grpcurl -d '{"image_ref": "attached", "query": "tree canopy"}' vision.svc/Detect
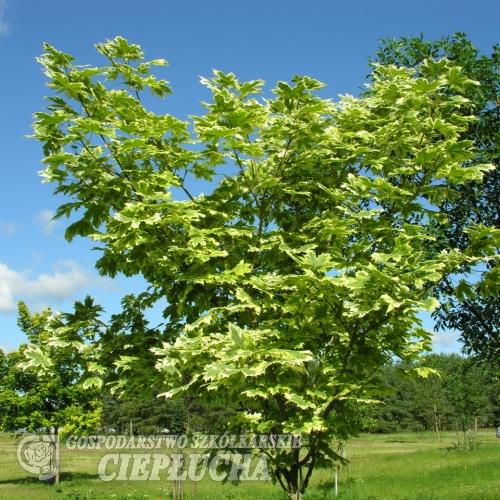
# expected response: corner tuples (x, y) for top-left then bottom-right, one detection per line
(0, 302), (102, 483)
(27, 37), (500, 499)
(371, 32), (500, 367)
(367, 353), (498, 435)
(0, 302), (101, 437)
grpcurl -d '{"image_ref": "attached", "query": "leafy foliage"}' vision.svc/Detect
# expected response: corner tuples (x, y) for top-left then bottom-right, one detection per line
(26, 37), (499, 499)
(371, 32), (500, 368)
(368, 354), (497, 434)
(102, 394), (188, 435)
(0, 302), (101, 439)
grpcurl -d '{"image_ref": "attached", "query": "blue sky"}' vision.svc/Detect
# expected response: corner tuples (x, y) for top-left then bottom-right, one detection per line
(1, 0), (499, 352)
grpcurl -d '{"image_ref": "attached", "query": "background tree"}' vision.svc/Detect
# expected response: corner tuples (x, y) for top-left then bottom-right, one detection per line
(48, 293), (178, 396)
(368, 354), (494, 434)
(367, 361), (418, 434)
(371, 33), (500, 367)
(0, 302), (102, 483)
(410, 355), (454, 442)
(27, 38), (499, 499)
(185, 397), (237, 434)
(440, 354), (493, 432)
(102, 394), (187, 435)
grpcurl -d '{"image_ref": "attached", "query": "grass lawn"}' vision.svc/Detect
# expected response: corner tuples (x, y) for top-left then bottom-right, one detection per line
(0, 430), (499, 499)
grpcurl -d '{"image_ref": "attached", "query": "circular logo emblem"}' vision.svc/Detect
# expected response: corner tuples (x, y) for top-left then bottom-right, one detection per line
(17, 435), (59, 480)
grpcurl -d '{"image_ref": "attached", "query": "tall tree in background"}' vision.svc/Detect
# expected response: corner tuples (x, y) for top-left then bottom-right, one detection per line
(368, 354), (494, 434)
(27, 38), (499, 499)
(0, 302), (102, 483)
(371, 33), (500, 367)
(102, 394), (188, 435)
(0, 302), (101, 437)
(442, 354), (493, 431)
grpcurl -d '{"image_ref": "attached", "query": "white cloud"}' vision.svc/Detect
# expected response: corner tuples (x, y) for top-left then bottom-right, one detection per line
(0, 221), (21, 235)
(35, 209), (60, 237)
(0, 260), (109, 313)
(0, 343), (13, 354)
(0, 0), (10, 36)
(432, 331), (461, 351)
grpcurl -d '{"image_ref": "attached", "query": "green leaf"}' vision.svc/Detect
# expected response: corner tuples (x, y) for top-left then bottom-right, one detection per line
(81, 377), (103, 389)
(413, 366), (440, 378)
(18, 345), (52, 371)
(228, 324), (245, 349)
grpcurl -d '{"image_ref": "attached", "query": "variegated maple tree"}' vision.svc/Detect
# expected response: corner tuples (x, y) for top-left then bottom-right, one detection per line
(28, 38), (499, 498)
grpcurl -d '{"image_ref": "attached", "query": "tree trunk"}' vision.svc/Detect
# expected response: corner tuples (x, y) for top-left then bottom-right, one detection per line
(286, 491), (303, 500)
(54, 427), (60, 485)
(474, 417), (478, 450)
(433, 403), (441, 443)
(40, 427), (59, 485)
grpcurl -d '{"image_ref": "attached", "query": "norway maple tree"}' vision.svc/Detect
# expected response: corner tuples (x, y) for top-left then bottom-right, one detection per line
(28, 38), (499, 498)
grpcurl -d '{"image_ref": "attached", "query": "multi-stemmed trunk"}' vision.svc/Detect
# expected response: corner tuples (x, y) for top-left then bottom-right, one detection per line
(274, 450), (318, 500)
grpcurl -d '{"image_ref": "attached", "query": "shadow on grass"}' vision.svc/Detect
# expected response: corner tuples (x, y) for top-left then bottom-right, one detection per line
(0, 472), (99, 485)
(385, 440), (418, 443)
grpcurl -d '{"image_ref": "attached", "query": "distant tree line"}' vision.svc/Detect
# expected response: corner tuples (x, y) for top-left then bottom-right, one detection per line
(365, 353), (500, 435)
(101, 394), (236, 436)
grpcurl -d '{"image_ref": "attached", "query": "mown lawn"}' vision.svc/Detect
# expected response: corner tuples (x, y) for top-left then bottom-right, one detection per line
(0, 431), (499, 499)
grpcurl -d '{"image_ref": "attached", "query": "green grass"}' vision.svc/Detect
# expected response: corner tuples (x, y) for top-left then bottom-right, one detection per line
(1, 431), (499, 499)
